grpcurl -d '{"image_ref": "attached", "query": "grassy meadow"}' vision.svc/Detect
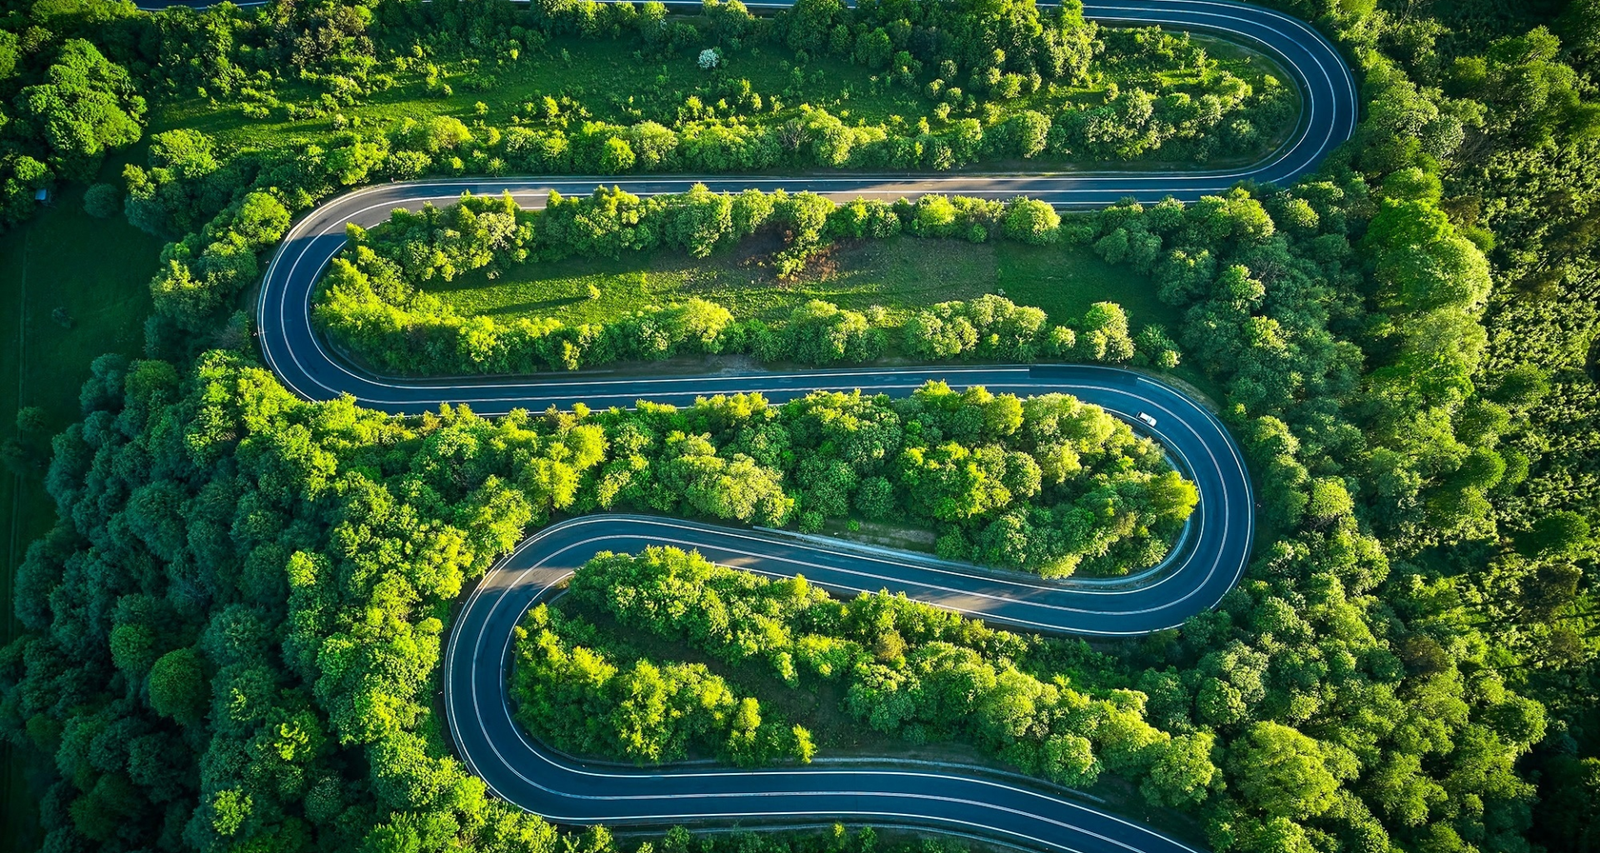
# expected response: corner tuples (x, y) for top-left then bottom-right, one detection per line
(426, 235), (1185, 331)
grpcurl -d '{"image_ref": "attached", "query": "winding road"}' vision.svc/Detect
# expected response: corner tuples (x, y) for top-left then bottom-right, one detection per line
(208, 0), (1358, 850)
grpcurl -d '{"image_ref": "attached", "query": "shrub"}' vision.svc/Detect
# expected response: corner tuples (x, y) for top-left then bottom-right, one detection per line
(84, 182), (121, 218)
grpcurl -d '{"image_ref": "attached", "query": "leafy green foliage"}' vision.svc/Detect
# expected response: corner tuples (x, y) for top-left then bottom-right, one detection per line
(17, 39), (145, 180)
(147, 648), (208, 726)
(0, 353), (1190, 853)
(316, 189), (1176, 376)
(0, 353), (572, 853)
(557, 546), (1194, 789)
(510, 603), (812, 765)
(2, 2), (1598, 853)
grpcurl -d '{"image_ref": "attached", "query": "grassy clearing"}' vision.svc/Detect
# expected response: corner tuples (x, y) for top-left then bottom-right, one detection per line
(422, 233), (1222, 397)
(155, 37), (919, 151)
(151, 26), (1293, 173)
(422, 231), (1224, 399)
(429, 234), (1186, 330)
(0, 180), (164, 853)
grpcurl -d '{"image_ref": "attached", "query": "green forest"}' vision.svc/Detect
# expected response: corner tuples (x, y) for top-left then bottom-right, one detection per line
(517, 546), (1209, 785)
(0, 1), (1598, 853)
(314, 189), (1186, 374)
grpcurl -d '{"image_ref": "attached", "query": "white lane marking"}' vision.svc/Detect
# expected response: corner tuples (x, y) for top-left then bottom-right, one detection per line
(251, 0), (1354, 412)
(236, 0), (1291, 845)
(448, 536), (1205, 853)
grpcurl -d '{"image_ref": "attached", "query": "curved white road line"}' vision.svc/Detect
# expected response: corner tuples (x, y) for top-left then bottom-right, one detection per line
(136, 1), (1353, 850)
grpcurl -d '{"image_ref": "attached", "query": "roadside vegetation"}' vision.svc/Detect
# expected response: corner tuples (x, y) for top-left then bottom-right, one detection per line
(314, 188), (1185, 376)
(146, 3), (1296, 172)
(0, 2), (1598, 853)
(423, 223), (1171, 331)
(515, 546), (1213, 794)
(0, 0), (1299, 235)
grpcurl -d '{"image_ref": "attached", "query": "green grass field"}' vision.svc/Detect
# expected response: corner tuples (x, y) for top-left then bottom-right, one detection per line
(0, 181), (164, 853)
(429, 235), (1186, 331)
(153, 28), (1293, 173)
(156, 37), (924, 151)
(422, 232), (1223, 399)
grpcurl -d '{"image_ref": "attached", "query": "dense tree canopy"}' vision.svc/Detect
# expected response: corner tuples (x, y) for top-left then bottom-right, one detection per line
(511, 602), (813, 766)
(549, 546), (1189, 788)
(0, 352), (1194, 853)
(2, 1), (1600, 853)
(17, 39), (144, 180)
(313, 189), (1179, 377)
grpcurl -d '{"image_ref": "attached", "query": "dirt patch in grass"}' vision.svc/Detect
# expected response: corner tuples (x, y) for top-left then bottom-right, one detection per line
(817, 519), (939, 556)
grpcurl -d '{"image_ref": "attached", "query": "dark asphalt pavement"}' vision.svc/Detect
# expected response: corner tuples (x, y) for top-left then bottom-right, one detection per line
(134, 0), (1356, 848)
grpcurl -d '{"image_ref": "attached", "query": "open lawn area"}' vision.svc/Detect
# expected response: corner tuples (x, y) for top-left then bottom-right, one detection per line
(0, 183), (164, 853)
(427, 235), (1187, 333)
(417, 232), (1225, 395)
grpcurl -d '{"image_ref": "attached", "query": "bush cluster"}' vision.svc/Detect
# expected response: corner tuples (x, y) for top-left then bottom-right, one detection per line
(521, 545), (1221, 797)
(511, 602), (815, 766)
(315, 187), (1180, 375)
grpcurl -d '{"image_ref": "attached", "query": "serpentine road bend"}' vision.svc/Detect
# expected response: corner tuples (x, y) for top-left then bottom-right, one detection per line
(137, 0), (1357, 849)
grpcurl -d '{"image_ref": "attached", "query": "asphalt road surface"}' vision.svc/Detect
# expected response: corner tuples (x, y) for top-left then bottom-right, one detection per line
(439, 359), (1254, 853)
(135, 0), (1357, 849)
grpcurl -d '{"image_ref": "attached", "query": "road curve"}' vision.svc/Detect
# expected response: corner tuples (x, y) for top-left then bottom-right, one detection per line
(251, 0), (1356, 412)
(215, 1), (1349, 850)
(440, 361), (1253, 853)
